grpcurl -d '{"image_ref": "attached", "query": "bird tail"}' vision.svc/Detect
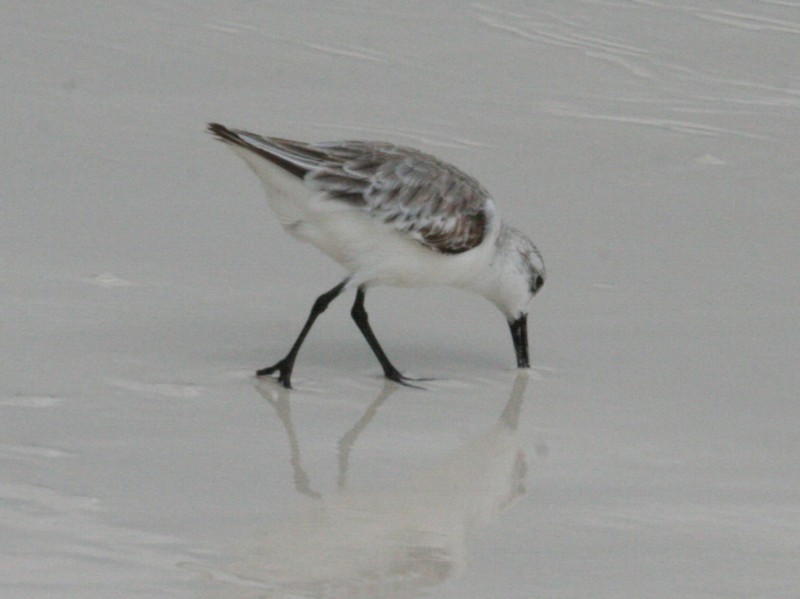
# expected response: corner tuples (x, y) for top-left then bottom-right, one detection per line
(207, 123), (311, 179)
(207, 122), (311, 227)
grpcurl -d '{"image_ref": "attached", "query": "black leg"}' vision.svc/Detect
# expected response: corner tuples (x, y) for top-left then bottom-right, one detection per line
(350, 286), (419, 387)
(257, 279), (348, 388)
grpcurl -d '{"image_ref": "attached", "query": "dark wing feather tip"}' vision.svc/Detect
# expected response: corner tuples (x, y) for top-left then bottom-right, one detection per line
(207, 123), (309, 179)
(207, 122), (238, 143)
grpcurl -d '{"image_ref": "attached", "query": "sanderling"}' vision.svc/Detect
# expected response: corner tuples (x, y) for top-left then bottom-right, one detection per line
(208, 123), (545, 388)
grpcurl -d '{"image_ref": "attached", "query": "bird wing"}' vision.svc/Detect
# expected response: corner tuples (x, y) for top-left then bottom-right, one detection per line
(208, 124), (493, 254)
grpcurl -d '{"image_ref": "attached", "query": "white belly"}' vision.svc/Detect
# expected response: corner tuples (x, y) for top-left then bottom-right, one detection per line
(296, 205), (497, 289)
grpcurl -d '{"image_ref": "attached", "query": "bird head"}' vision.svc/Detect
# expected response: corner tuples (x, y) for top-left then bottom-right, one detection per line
(486, 225), (545, 369)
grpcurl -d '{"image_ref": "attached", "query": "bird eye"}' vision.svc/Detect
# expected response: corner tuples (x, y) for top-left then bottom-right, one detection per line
(531, 274), (544, 294)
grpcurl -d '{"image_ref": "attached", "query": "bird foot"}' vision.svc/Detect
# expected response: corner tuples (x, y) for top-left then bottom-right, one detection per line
(256, 357), (294, 389)
(384, 369), (430, 389)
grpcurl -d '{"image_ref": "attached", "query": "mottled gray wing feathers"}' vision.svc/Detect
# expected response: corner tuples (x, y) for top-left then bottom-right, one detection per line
(332, 150), (491, 254)
(208, 123), (492, 254)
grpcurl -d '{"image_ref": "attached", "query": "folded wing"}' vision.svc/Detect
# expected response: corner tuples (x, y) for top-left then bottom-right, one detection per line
(208, 124), (493, 254)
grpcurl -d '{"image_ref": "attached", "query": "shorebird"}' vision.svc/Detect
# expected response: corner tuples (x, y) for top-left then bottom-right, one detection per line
(208, 123), (545, 388)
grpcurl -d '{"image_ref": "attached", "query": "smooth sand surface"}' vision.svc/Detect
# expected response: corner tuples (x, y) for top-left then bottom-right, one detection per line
(2, 2), (799, 597)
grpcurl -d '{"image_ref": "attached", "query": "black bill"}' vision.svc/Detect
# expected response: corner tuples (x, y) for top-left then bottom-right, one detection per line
(509, 314), (530, 369)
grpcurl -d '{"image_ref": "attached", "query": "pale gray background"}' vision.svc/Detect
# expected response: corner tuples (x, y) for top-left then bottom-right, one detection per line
(2, 1), (799, 597)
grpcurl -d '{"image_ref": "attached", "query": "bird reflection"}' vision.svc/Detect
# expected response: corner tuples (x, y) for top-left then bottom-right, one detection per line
(205, 373), (531, 598)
